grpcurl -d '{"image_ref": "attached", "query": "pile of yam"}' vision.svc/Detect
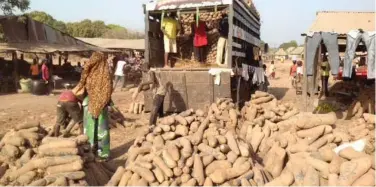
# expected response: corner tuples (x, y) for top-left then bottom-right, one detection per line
(127, 102), (145, 115)
(0, 122), (110, 186)
(177, 11), (224, 65)
(105, 91), (375, 186)
(346, 87), (375, 118)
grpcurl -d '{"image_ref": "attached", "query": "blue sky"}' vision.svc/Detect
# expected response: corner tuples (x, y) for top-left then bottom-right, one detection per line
(28, 0), (375, 46)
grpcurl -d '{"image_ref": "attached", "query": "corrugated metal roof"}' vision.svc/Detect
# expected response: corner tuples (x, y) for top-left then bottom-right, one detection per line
(308, 11), (376, 34)
(0, 16), (113, 53)
(77, 38), (145, 50)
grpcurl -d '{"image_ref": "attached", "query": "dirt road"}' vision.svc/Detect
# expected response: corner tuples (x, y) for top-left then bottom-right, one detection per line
(0, 60), (298, 166)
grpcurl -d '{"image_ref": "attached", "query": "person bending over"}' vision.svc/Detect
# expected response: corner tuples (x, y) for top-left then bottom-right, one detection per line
(53, 89), (83, 137)
(132, 63), (166, 126)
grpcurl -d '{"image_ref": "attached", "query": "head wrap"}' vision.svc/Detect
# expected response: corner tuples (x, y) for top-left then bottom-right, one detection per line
(74, 52), (112, 118)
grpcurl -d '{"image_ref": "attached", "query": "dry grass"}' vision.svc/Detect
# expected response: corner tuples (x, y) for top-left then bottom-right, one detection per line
(173, 57), (220, 68)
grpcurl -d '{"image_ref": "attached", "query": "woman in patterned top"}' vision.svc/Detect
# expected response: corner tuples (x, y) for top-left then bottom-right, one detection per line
(73, 51), (113, 160)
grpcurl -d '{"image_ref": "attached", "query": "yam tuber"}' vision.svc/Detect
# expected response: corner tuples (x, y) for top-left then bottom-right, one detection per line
(39, 148), (78, 157)
(128, 164), (156, 183)
(118, 170), (132, 186)
(198, 143), (226, 160)
(306, 156), (330, 179)
(338, 147), (368, 160)
(208, 161), (251, 184)
(15, 121), (39, 130)
(352, 169), (375, 186)
(38, 140), (76, 152)
(153, 155), (173, 177)
(264, 145), (286, 178)
(328, 173), (338, 186)
(303, 166), (320, 186)
(264, 170), (294, 186)
(363, 113), (375, 124)
(106, 166), (125, 186)
(225, 131), (240, 155)
(162, 149), (177, 168)
(190, 117), (210, 145)
(175, 115), (188, 126)
(46, 160), (83, 175)
(193, 154), (205, 185)
(337, 156), (372, 186)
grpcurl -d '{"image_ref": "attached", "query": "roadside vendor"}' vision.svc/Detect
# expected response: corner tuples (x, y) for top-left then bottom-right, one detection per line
(161, 12), (180, 68)
(53, 88), (84, 137)
(132, 63), (166, 126)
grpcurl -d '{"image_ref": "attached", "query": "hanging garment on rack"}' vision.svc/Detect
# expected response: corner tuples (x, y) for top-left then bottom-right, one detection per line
(306, 32), (340, 76)
(343, 30), (375, 79)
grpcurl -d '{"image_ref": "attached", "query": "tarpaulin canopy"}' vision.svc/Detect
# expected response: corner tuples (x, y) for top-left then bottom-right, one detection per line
(146, 0), (232, 11)
(0, 16), (114, 53)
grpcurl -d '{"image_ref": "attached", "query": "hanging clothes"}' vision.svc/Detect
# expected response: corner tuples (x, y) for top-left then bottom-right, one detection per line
(343, 30), (375, 79)
(306, 32), (340, 76)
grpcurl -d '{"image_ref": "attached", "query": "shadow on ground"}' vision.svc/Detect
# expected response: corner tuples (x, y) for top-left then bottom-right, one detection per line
(268, 87), (289, 100)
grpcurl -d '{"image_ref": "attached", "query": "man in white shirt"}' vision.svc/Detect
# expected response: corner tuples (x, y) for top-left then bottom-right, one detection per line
(113, 55), (128, 90)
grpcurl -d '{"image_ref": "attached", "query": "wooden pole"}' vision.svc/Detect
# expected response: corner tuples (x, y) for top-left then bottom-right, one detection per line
(12, 52), (19, 92)
(303, 37), (308, 111)
(227, 3), (234, 68)
(143, 4), (150, 65)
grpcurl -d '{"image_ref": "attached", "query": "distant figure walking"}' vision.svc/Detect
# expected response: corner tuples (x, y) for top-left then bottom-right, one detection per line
(269, 61), (276, 79)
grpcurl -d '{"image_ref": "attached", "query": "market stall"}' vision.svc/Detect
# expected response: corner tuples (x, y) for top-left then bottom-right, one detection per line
(301, 11), (376, 111)
(0, 15), (114, 94)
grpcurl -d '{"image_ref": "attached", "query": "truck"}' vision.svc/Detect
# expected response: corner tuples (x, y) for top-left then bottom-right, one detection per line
(142, 0), (266, 113)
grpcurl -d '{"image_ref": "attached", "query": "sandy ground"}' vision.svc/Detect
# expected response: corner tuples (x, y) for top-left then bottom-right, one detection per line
(0, 60), (309, 168)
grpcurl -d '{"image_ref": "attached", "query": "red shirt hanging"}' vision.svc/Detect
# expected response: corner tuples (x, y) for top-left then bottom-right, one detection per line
(193, 21), (208, 47)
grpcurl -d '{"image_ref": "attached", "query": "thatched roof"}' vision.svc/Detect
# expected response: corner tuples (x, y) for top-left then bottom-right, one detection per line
(307, 11), (375, 35)
(274, 48), (287, 56)
(77, 38), (145, 51)
(290, 46), (304, 55)
(286, 47), (296, 54)
(0, 16), (113, 53)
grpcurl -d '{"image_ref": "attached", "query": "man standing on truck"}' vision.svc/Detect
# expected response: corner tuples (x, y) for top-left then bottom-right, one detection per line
(161, 12), (180, 68)
(132, 63), (166, 126)
(216, 12), (229, 66)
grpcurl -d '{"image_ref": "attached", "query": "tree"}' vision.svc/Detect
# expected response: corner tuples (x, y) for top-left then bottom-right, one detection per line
(279, 40), (298, 50)
(0, 0), (29, 15)
(22, 10), (144, 39)
(27, 11), (68, 32)
(103, 24), (128, 39)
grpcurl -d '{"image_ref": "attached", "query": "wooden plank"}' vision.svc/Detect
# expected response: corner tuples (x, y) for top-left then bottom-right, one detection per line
(233, 11), (260, 35)
(303, 37), (308, 112)
(227, 3), (234, 68)
(12, 52), (18, 91)
(233, 26), (261, 46)
(233, 0), (260, 26)
(232, 42), (242, 48)
(144, 4), (150, 64)
(232, 51), (246, 57)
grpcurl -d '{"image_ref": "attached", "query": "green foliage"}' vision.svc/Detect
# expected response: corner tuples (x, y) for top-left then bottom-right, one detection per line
(0, 0), (30, 15)
(26, 11), (143, 39)
(279, 40), (298, 50)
